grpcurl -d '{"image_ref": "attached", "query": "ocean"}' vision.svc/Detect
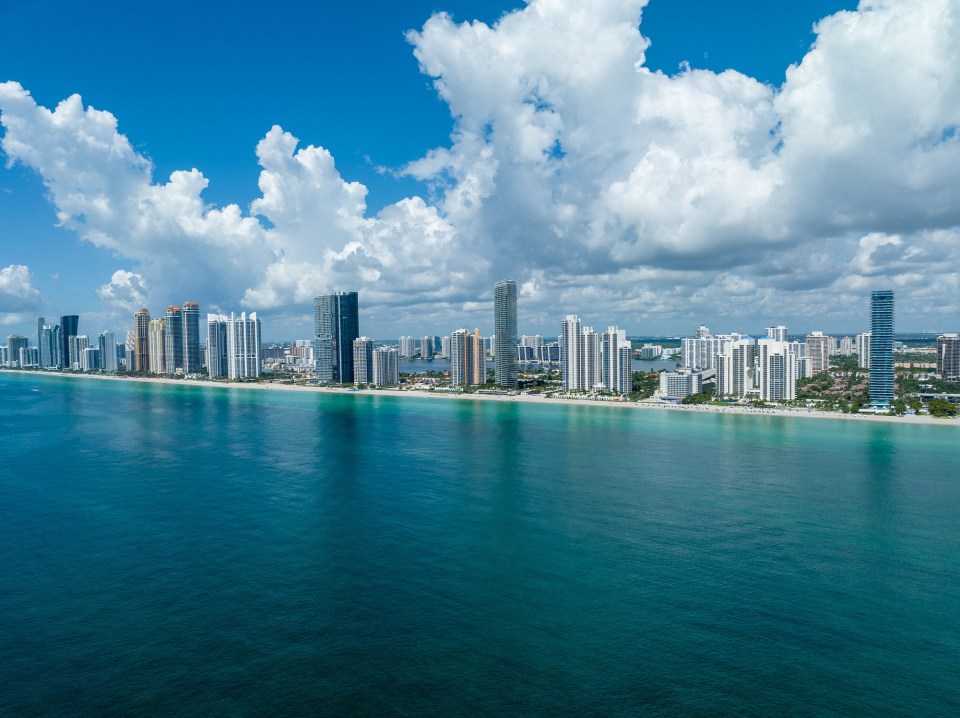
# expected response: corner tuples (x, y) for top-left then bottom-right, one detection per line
(1, 372), (958, 716)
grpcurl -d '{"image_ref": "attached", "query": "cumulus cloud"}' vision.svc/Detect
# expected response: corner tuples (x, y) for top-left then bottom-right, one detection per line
(96, 269), (149, 311)
(2, 0), (960, 335)
(0, 264), (41, 314)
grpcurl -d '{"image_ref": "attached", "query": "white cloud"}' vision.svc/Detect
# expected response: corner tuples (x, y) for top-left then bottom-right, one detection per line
(2, 0), (960, 335)
(0, 264), (41, 314)
(96, 269), (149, 311)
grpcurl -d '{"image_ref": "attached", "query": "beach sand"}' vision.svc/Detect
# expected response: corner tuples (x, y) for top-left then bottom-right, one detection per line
(7, 369), (958, 428)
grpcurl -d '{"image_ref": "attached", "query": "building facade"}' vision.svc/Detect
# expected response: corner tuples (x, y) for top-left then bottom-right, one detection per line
(182, 302), (202, 373)
(601, 326), (632, 394)
(937, 333), (959, 381)
(869, 290), (895, 406)
(493, 280), (518, 388)
(353, 337), (374, 385)
(314, 292), (359, 384)
(806, 331), (831, 375)
(163, 306), (184, 374)
(372, 347), (399, 387)
(59, 315), (78, 370)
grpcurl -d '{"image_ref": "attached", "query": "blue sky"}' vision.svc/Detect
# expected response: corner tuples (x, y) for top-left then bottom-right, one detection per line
(2, 0), (958, 340)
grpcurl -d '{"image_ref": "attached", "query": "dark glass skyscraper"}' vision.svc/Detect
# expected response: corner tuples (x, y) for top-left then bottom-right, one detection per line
(182, 302), (201, 373)
(869, 290), (895, 406)
(494, 279), (518, 388)
(59, 315), (78, 369)
(314, 292), (359, 384)
(164, 306), (184, 374)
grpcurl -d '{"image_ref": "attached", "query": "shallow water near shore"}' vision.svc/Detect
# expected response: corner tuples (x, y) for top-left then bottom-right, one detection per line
(2, 372), (959, 716)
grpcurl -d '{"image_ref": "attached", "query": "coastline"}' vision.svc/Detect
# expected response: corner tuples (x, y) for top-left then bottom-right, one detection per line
(5, 368), (958, 427)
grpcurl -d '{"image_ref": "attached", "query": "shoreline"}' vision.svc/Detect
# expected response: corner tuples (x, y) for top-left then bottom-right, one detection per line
(4, 368), (958, 427)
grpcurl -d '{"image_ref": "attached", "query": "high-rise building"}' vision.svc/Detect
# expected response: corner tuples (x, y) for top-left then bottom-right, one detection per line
(561, 315), (582, 391)
(450, 329), (484, 387)
(839, 336), (854, 355)
(581, 327), (601, 391)
(37, 316), (44, 356)
(659, 370), (703, 399)
(718, 338), (759, 398)
(163, 306), (184, 375)
(440, 335), (451, 359)
(353, 337), (374, 385)
(420, 336), (433, 359)
(59, 315), (78, 370)
(681, 329), (741, 371)
(805, 331), (831, 374)
(314, 292), (359, 384)
(80, 346), (100, 371)
(856, 332), (871, 369)
(936, 334), (959, 381)
(764, 325), (788, 342)
(601, 327), (632, 394)
(134, 309), (150, 372)
(493, 280), (518, 388)
(757, 339), (797, 401)
(182, 302), (201, 373)
(224, 312), (261, 379)
(398, 336), (416, 358)
(371, 347), (399, 387)
(6, 335), (28, 368)
(206, 314), (228, 379)
(869, 290), (895, 407)
(98, 331), (117, 372)
(148, 319), (166, 374)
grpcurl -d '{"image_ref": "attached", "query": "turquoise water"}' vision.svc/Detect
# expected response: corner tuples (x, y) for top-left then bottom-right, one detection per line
(1, 372), (959, 716)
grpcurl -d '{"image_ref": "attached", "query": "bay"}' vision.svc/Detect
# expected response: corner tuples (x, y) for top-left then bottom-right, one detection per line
(1, 372), (958, 716)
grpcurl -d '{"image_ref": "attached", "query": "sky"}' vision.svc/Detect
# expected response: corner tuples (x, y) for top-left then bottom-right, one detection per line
(2, 0), (959, 341)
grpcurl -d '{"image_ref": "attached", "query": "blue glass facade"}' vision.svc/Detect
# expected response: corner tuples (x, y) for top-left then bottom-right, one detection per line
(868, 290), (894, 406)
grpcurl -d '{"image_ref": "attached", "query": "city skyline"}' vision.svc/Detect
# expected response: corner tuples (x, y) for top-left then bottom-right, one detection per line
(2, 0), (960, 340)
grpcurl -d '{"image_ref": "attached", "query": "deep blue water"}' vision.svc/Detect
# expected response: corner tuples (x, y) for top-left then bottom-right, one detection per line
(1, 372), (959, 716)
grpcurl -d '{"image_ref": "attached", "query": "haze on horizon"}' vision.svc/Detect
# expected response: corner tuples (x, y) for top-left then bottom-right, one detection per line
(1, 0), (959, 341)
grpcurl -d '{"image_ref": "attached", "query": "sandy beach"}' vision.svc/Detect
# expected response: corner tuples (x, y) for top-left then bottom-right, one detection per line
(6, 369), (958, 427)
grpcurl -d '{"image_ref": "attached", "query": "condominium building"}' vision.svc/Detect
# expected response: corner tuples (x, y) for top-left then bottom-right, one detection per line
(6, 335), (28, 368)
(148, 319), (165, 374)
(134, 309), (150, 372)
(764, 325), (788, 342)
(163, 306), (184, 374)
(98, 331), (117, 372)
(450, 328), (484, 387)
(59, 315), (78, 370)
(601, 326), (632, 394)
(757, 339), (798, 401)
(659, 370), (703, 399)
(353, 337), (374, 385)
(398, 336), (416, 358)
(182, 302), (202, 374)
(206, 314), (228, 379)
(806, 331), (831, 374)
(493, 279), (518, 388)
(681, 329), (741, 371)
(717, 338), (759, 398)
(856, 332), (871, 369)
(314, 292), (359, 384)
(869, 290), (895, 406)
(561, 315), (583, 391)
(372, 347), (399, 387)
(420, 336), (433, 359)
(936, 333), (959, 381)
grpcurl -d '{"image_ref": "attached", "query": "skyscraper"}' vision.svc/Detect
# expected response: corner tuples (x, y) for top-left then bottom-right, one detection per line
(164, 305), (184, 374)
(420, 336), (433, 359)
(6, 335), (28, 368)
(225, 312), (261, 379)
(353, 337), (374, 385)
(98, 331), (117, 372)
(148, 319), (166, 374)
(561, 315), (582, 391)
(59, 315), (78, 370)
(134, 309), (150, 372)
(856, 332), (872, 369)
(805, 331), (830, 374)
(450, 329), (484, 388)
(372, 347), (399, 387)
(314, 292), (359, 384)
(398, 336), (415, 358)
(182, 302), (201, 373)
(206, 314), (229, 379)
(937, 334), (960, 381)
(757, 339), (798, 401)
(869, 290), (895, 407)
(764, 325), (788, 342)
(493, 279), (517, 388)
(601, 327), (632, 394)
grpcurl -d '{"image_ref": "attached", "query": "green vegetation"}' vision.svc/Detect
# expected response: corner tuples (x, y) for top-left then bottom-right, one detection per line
(631, 371), (660, 400)
(927, 398), (959, 418)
